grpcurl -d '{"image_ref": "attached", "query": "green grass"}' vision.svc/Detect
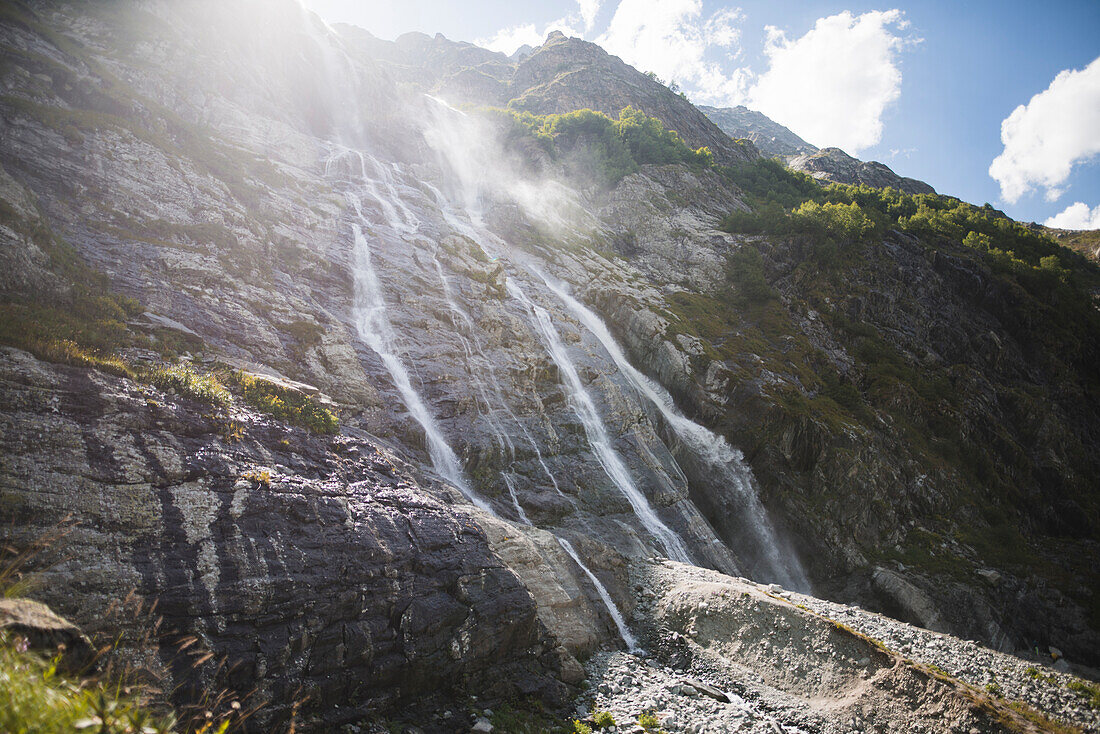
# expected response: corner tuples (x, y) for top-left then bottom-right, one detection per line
(0, 634), (192, 734)
(592, 710), (615, 729)
(225, 371), (338, 434)
(638, 710), (662, 731)
(1066, 679), (1100, 709)
(142, 363), (231, 406)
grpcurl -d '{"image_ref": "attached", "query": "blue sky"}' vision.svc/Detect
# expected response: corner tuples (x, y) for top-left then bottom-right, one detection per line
(302, 0), (1100, 228)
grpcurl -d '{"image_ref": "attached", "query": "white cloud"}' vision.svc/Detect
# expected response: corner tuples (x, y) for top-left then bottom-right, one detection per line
(595, 0), (749, 104)
(477, 1), (592, 54)
(747, 10), (912, 154)
(989, 56), (1100, 204)
(578, 0), (602, 31)
(478, 23), (546, 54)
(1044, 201), (1100, 230)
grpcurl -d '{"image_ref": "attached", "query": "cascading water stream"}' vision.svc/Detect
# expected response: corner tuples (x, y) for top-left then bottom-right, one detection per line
(556, 537), (637, 650)
(341, 159), (491, 513)
(419, 94), (803, 584)
(424, 180), (696, 563)
(535, 272), (810, 590)
(336, 151), (637, 648)
(427, 238), (637, 649)
(505, 279), (694, 565)
(430, 252), (567, 501)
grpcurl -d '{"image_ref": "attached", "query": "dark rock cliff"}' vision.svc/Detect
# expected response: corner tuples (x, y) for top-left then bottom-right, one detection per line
(0, 347), (570, 729)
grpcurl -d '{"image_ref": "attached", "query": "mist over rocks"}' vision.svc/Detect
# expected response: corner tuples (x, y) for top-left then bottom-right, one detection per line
(0, 1), (1097, 731)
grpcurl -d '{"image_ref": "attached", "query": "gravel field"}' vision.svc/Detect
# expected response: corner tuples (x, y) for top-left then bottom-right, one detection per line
(568, 559), (1100, 734)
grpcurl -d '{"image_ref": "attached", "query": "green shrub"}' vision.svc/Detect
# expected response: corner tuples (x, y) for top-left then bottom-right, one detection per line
(484, 106), (712, 186)
(638, 710), (661, 731)
(592, 710), (615, 729)
(572, 720), (592, 734)
(225, 371), (338, 434)
(142, 363), (230, 406)
(725, 246), (776, 303)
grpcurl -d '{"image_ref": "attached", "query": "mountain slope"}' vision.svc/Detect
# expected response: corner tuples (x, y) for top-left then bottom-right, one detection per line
(507, 32), (755, 165)
(0, 1), (1098, 731)
(336, 28), (758, 166)
(699, 104), (817, 157)
(788, 146), (936, 194)
(700, 105), (936, 194)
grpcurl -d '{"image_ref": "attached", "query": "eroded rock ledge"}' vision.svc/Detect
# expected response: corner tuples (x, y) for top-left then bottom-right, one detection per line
(0, 347), (569, 730)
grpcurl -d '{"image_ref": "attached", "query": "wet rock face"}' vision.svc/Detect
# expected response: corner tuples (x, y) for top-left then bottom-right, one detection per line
(0, 348), (566, 728)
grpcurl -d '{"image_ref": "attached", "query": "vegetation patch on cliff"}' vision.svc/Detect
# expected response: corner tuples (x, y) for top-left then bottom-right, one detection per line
(486, 106), (713, 186)
(224, 370), (338, 435)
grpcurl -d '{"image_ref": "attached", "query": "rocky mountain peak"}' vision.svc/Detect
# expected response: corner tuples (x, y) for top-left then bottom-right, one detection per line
(788, 146), (936, 194)
(508, 34), (756, 165)
(700, 104), (819, 157)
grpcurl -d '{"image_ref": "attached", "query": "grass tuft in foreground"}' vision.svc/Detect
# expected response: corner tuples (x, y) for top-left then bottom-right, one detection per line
(0, 632), (198, 734)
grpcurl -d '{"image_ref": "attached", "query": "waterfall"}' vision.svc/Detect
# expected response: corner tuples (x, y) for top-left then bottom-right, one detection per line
(536, 271), (810, 590)
(429, 241), (637, 649)
(430, 252), (568, 501)
(424, 180), (695, 564)
(420, 121), (802, 586)
(505, 279), (694, 565)
(341, 159), (491, 514)
(556, 537), (638, 651)
(338, 152), (638, 649)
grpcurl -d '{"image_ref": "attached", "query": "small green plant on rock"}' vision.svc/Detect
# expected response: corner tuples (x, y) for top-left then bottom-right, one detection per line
(638, 710), (661, 731)
(593, 710), (615, 729)
(225, 370), (338, 434)
(241, 469), (271, 487)
(572, 720), (592, 734)
(986, 681), (1002, 696)
(1066, 679), (1100, 709)
(143, 363), (231, 406)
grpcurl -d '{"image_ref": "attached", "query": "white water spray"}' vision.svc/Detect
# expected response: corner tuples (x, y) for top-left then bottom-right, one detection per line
(342, 162), (490, 513)
(536, 271), (809, 590)
(506, 279), (694, 565)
